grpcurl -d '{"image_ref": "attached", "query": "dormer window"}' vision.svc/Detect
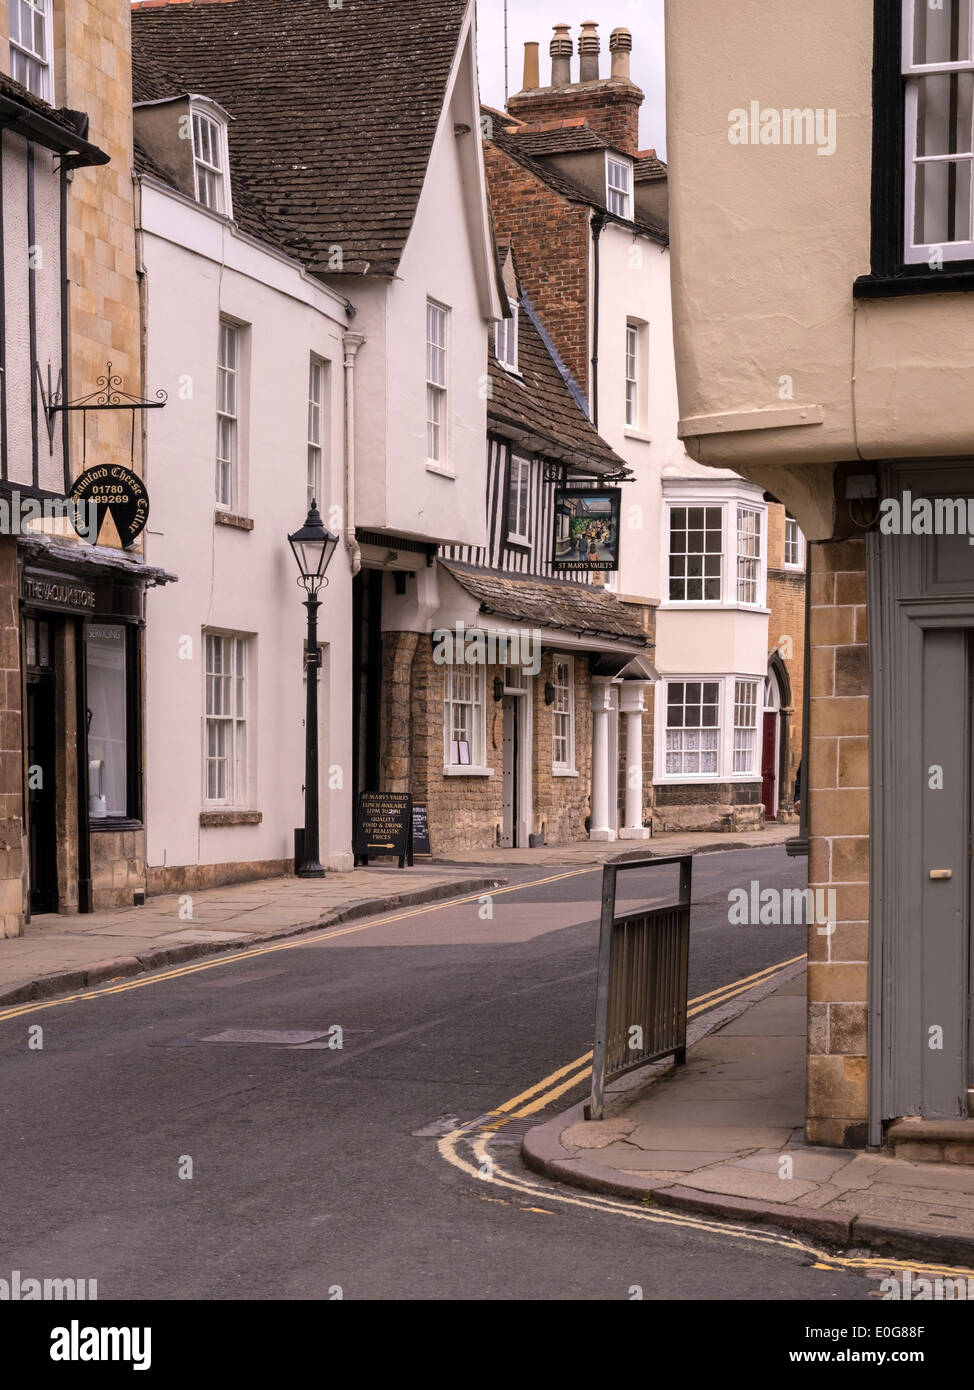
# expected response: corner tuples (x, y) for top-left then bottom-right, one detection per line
(606, 155), (633, 219)
(9, 0), (53, 100)
(495, 296), (519, 372)
(192, 105), (231, 215)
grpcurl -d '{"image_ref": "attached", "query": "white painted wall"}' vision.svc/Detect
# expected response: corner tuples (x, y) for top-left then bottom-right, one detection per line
(140, 184), (354, 873)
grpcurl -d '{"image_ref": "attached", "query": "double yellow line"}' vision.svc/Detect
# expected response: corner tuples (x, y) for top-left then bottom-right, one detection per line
(473, 951), (807, 1129)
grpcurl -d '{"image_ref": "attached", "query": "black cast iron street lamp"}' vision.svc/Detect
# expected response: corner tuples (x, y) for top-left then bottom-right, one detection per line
(288, 500), (339, 878)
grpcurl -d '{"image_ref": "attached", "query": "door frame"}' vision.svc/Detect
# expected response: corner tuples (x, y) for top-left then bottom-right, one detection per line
(500, 670), (532, 848)
(867, 460), (974, 1144)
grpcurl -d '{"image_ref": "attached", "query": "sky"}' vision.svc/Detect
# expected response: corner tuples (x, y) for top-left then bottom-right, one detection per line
(475, 0), (667, 159)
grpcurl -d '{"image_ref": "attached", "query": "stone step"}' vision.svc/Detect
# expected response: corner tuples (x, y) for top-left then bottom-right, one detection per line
(888, 1117), (974, 1165)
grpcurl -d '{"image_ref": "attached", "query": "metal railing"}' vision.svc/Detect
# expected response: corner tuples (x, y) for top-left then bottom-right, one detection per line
(588, 855), (692, 1120)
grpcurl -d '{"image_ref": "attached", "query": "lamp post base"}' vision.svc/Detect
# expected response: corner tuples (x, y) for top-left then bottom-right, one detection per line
(296, 863), (326, 878)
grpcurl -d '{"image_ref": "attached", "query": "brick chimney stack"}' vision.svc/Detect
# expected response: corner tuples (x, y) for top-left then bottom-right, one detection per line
(506, 21), (644, 155)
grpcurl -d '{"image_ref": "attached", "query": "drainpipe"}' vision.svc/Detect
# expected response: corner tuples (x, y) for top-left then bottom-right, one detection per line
(342, 331), (366, 576)
(590, 212), (606, 428)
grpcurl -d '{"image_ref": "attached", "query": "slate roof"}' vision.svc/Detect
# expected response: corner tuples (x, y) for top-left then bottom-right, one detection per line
(441, 560), (649, 645)
(0, 70), (92, 138)
(490, 129), (667, 245)
(131, 0), (470, 276)
(488, 289), (627, 476)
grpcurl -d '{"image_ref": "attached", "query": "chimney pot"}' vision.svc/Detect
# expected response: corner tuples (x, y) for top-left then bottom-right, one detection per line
(550, 23), (572, 88)
(609, 27), (633, 81)
(522, 41), (540, 90)
(578, 20), (600, 83)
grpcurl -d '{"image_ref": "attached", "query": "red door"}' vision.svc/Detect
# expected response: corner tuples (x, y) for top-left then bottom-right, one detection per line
(761, 713), (777, 820)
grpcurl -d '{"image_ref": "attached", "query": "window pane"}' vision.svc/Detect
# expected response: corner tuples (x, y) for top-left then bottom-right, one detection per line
(86, 624), (128, 817)
(915, 155), (973, 242)
(917, 72), (974, 155)
(914, 0), (971, 64)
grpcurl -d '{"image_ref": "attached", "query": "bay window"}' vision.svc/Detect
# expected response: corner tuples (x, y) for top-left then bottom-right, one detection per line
(658, 676), (765, 782)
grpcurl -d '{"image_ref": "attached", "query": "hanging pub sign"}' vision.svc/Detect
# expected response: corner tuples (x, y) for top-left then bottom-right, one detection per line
(353, 791), (414, 868)
(552, 488), (621, 572)
(69, 464), (149, 549)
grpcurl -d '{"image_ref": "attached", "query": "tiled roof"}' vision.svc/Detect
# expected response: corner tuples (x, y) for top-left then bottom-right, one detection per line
(131, 0), (469, 276)
(490, 130), (667, 244)
(0, 70), (91, 138)
(508, 122), (611, 156)
(441, 560), (649, 644)
(634, 150), (667, 180)
(488, 290), (627, 476)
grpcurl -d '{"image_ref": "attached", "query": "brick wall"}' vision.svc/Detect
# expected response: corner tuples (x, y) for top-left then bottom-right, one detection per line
(806, 537), (869, 1148)
(485, 141), (592, 394)
(506, 83), (643, 156)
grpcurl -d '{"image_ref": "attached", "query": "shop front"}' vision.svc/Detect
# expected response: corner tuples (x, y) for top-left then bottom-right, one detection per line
(18, 540), (173, 918)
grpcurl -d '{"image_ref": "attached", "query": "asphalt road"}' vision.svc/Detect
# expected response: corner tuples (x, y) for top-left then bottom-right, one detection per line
(0, 846), (875, 1301)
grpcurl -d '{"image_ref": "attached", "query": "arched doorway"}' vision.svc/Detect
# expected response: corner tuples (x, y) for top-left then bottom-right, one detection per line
(762, 653), (792, 821)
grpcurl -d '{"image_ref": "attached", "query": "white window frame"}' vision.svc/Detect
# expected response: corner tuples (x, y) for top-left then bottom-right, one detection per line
(443, 664), (488, 774)
(666, 503), (724, 603)
(661, 489), (768, 610)
(736, 505), (763, 605)
(216, 319), (239, 510)
(495, 296), (519, 372)
(606, 155), (633, 219)
(655, 675), (766, 784)
(903, 0), (974, 262)
(732, 678), (760, 774)
(507, 453), (531, 545)
(551, 656), (576, 774)
(192, 105), (232, 217)
(9, 0), (53, 101)
(662, 680), (722, 779)
(307, 356), (325, 510)
(784, 515), (805, 569)
(203, 631), (250, 806)
(625, 322), (639, 428)
(426, 299), (449, 469)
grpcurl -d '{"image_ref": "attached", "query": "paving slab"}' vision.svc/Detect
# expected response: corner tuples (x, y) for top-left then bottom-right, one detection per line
(525, 966), (974, 1268)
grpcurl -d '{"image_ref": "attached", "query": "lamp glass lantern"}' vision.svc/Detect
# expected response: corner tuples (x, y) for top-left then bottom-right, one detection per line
(288, 500), (339, 593)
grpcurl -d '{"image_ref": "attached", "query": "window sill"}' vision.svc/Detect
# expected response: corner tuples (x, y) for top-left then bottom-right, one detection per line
(624, 427), (652, 443)
(783, 562), (805, 572)
(89, 817), (144, 833)
(215, 511), (255, 531)
(854, 266), (974, 298)
(553, 768), (579, 778)
(443, 766), (493, 777)
(426, 462), (456, 480)
(506, 537), (531, 551)
(660, 602), (771, 616)
(199, 809), (263, 827)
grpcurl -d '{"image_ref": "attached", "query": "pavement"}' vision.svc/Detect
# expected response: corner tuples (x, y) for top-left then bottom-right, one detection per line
(430, 822), (797, 866)
(524, 965), (974, 1267)
(0, 866), (504, 1006)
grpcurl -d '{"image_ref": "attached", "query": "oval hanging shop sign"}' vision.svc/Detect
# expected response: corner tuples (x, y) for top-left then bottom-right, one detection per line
(69, 465), (149, 548)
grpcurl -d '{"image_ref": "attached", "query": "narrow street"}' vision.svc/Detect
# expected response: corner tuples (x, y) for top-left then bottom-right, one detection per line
(0, 846), (872, 1301)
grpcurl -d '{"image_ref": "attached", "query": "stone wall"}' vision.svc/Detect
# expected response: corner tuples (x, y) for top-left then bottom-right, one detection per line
(532, 651), (592, 844)
(652, 780), (764, 834)
(806, 537), (869, 1148)
(91, 828), (146, 910)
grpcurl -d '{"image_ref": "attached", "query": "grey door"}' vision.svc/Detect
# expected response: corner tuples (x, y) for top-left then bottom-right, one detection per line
(917, 629), (970, 1117)
(501, 695), (518, 849)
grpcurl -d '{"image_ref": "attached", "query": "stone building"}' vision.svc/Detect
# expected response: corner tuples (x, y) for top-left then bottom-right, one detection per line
(764, 504), (806, 823)
(666, 0), (974, 1151)
(0, 0), (169, 931)
(484, 21), (781, 835)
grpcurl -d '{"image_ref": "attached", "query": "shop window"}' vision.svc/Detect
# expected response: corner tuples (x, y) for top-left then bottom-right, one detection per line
(86, 623), (130, 818)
